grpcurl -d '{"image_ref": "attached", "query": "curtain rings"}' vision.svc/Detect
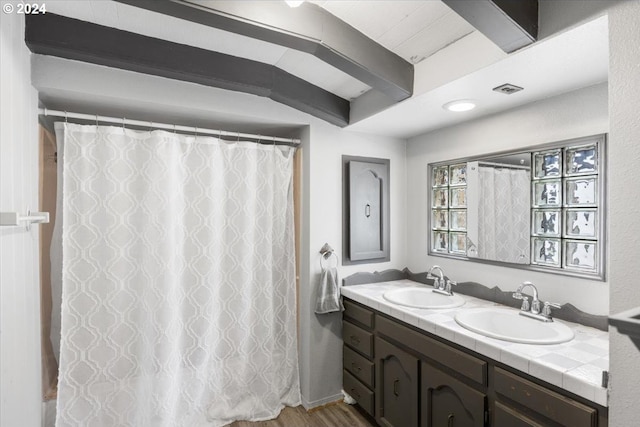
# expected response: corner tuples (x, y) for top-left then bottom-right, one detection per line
(122, 117), (126, 130)
(64, 111), (68, 123)
(95, 114), (99, 126)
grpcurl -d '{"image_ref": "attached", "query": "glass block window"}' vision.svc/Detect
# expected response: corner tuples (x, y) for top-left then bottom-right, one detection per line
(430, 163), (467, 255)
(531, 141), (601, 274)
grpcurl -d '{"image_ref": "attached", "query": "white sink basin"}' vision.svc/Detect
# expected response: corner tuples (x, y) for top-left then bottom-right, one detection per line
(383, 287), (465, 309)
(455, 308), (574, 345)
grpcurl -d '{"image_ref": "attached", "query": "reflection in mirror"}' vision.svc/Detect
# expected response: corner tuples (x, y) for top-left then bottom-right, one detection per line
(428, 134), (605, 280)
(467, 155), (531, 264)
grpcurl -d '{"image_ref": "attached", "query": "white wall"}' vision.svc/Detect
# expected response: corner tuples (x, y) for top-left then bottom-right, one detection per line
(299, 124), (406, 407)
(406, 83), (609, 315)
(607, 1), (640, 425)
(0, 11), (42, 427)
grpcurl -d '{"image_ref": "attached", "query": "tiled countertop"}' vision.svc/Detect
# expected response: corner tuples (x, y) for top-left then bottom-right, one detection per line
(341, 279), (609, 407)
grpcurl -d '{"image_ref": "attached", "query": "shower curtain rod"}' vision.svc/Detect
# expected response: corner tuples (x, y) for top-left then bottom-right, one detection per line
(477, 160), (530, 170)
(38, 108), (301, 145)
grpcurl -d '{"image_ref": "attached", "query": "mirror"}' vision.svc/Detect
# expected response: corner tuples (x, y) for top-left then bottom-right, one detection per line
(429, 135), (605, 279)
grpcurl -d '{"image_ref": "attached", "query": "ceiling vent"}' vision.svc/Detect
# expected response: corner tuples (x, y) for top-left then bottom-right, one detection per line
(493, 83), (524, 95)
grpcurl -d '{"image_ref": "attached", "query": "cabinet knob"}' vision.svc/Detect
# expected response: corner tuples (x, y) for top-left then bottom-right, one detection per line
(351, 362), (361, 372)
(393, 378), (400, 397)
(350, 335), (361, 345)
(448, 413), (455, 427)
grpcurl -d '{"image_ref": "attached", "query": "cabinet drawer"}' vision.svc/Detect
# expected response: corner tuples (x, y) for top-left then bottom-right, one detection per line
(494, 367), (597, 427)
(343, 320), (374, 358)
(494, 401), (546, 427)
(377, 315), (487, 386)
(344, 370), (374, 417)
(343, 299), (374, 329)
(344, 345), (374, 388)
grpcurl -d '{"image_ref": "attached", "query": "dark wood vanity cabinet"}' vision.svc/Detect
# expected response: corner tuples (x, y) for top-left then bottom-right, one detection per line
(343, 300), (376, 417)
(342, 297), (608, 427)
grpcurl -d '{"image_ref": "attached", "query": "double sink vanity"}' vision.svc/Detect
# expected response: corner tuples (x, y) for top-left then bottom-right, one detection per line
(341, 273), (609, 427)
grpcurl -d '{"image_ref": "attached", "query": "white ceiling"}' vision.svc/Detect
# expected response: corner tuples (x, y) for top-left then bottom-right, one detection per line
(311, 0), (475, 64)
(348, 15), (609, 138)
(41, 1), (609, 140)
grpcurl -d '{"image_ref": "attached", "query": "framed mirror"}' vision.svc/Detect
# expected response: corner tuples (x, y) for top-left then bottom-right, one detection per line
(428, 134), (606, 280)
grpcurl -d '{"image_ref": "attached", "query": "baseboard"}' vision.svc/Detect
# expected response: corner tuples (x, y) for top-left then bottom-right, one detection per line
(301, 392), (344, 410)
(41, 400), (56, 427)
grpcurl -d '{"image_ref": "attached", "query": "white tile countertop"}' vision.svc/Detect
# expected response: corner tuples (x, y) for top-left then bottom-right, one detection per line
(341, 279), (609, 407)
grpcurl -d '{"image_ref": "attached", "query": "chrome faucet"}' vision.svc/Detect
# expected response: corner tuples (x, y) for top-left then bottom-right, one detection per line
(427, 265), (444, 287)
(427, 265), (457, 296)
(513, 281), (561, 322)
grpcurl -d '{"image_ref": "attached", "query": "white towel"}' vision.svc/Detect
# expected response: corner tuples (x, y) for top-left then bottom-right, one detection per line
(315, 266), (344, 314)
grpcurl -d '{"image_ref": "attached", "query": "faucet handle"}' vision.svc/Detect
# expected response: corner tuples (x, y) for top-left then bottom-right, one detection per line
(542, 301), (562, 318)
(428, 276), (441, 289)
(442, 279), (458, 295)
(519, 296), (530, 311)
(445, 280), (457, 294)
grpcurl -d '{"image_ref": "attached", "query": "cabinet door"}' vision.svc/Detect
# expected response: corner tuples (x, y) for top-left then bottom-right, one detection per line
(375, 337), (418, 427)
(421, 362), (487, 427)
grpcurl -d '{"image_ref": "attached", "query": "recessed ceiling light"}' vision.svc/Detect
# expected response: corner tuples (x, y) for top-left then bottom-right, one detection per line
(285, 0), (305, 7)
(443, 100), (476, 112)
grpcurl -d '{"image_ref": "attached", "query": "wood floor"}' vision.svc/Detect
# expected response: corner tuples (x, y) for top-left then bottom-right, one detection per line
(227, 402), (377, 427)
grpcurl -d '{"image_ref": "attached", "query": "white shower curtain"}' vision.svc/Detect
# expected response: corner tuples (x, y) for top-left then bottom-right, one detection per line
(53, 123), (300, 426)
(476, 166), (531, 263)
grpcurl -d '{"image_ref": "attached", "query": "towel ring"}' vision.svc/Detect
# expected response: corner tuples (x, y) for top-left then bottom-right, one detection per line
(320, 252), (338, 270)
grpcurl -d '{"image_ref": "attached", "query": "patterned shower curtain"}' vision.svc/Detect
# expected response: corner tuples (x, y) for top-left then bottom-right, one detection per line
(52, 123), (300, 426)
(476, 166), (531, 263)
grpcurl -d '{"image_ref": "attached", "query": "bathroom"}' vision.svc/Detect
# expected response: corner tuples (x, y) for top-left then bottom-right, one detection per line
(1, 0), (639, 426)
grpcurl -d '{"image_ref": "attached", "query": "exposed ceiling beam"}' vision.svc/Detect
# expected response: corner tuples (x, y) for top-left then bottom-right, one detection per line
(442, 0), (538, 53)
(25, 13), (349, 127)
(113, 0), (414, 102)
